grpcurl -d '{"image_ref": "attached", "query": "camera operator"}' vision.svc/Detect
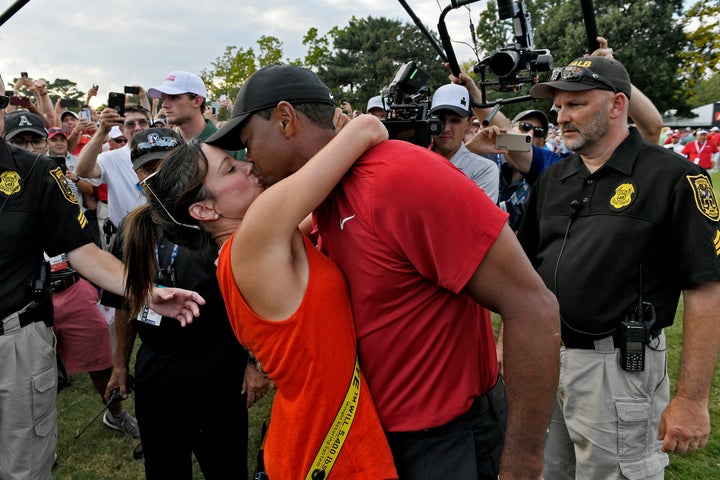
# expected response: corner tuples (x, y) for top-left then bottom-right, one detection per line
(429, 83), (500, 202)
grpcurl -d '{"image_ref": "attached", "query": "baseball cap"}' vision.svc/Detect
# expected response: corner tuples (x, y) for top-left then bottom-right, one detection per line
(130, 128), (183, 170)
(148, 71), (208, 99)
(366, 95), (389, 112)
(429, 84), (471, 117)
(109, 125), (124, 140)
(710, 126), (719, 132)
(697, 129), (709, 135)
(61, 110), (78, 120)
(47, 127), (67, 139)
(530, 56), (632, 100)
(4, 111), (48, 140)
(512, 110), (549, 134)
(206, 64), (335, 151)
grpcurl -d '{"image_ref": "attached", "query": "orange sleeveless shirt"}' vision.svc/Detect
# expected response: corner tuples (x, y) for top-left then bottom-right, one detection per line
(217, 234), (397, 479)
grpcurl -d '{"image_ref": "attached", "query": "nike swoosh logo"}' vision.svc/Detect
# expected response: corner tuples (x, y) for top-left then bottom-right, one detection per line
(340, 214), (356, 230)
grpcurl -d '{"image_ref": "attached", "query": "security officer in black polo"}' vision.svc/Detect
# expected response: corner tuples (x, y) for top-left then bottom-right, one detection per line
(518, 56), (720, 479)
(0, 77), (204, 479)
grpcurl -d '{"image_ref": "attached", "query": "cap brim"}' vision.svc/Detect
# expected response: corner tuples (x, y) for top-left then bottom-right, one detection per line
(205, 112), (251, 150)
(429, 106), (470, 117)
(6, 127), (47, 141)
(530, 81), (597, 99)
(148, 86), (185, 99)
(132, 150), (168, 170)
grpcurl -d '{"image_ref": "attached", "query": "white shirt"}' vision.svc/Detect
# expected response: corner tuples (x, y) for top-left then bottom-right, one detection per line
(97, 145), (146, 227)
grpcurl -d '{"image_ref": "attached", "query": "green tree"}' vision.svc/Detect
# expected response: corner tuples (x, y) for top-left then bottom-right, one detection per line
(679, 0), (720, 93)
(299, 27), (332, 71)
(688, 75), (720, 109)
(321, 16), (448, 111)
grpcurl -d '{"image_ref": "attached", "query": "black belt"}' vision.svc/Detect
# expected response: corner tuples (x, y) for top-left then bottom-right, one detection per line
(51, 273), (80, 293)
(0, 303), (50, 336)
(562, 328), (661, 349)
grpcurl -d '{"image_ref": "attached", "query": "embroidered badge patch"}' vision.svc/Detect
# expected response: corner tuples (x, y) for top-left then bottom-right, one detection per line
(49, 167), (78, 205)
(713, 230), (720, 256)
(610, 182), (636, 210)
(687, 174), (719, 221)
(0, 170), (21, 196)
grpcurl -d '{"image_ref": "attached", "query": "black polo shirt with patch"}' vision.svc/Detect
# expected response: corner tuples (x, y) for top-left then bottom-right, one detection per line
(518, 128), (720, 341)
(0, 139), (91, 319)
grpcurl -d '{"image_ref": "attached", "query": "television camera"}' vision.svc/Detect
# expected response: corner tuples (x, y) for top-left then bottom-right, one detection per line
(473, 0), (553, 94)
(378, 61), (443, 148)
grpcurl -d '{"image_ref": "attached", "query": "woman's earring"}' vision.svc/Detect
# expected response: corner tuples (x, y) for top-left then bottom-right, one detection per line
(214, 213), (219, 219)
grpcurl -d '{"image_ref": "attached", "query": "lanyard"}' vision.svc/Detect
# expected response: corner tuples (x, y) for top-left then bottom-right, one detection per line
(155, 243), (179, 286)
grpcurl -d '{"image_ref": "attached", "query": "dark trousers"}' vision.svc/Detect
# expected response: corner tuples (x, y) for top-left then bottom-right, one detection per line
(385, 378), (507, 480)
(134, 343), (249, 480)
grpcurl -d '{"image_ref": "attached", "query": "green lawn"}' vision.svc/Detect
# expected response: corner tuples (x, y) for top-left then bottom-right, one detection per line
(51, 172), (720, 478)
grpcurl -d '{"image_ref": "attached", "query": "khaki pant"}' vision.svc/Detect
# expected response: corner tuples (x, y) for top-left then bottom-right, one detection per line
(0, 306), (57, 480)
(544, 333), (670, 480)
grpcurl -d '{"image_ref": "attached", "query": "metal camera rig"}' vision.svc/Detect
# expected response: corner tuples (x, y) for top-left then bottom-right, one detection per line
(379, 61), (443, 148)
(397, 0), (554, 125)
(474, 0), (552, 94)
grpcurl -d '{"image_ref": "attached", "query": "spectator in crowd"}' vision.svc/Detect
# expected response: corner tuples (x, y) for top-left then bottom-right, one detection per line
(463, 117), (481, 143)
(104, 128), (267, 479)
(680, 126), (695, 145)
(205, 64), (559, 479)
(518, 54), (720, 479)
(107, 125), (127, 150)
(76, 104), (151, 229)
(429, 83), (500, 202)
(7, 75), (55, 127)
(147, 71), (243, 159)
(4, 111), (48, 155)
(366, 95), (389, 119)
(681, 128), (718, 171)
(59, 109), (96, 156)
(0, 79), (203, 479)
(663, 132), (685, 154)
(708, 126), (720, 148)
(151, 115), (167, 128)
(122, 114), (398, 479)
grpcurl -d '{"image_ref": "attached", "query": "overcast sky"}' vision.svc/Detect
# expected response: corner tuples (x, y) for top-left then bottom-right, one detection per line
(0, 0), (490, 107)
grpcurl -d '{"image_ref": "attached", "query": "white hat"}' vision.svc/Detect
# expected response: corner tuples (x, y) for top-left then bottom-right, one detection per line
(710, 126), (719, 132)
(697, 129), (709, 135)
(430, 84), (471, 117)
(148, 71), (208, 99)
(109, 125), (124, 139)
(366, 95), (389, 112)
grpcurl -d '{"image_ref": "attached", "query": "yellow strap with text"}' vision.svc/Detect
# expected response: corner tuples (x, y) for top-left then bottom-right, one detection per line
(305, 357), (361, 480)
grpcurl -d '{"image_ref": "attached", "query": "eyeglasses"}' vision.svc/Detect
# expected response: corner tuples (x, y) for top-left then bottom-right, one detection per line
(140, 171), (202, 231)
(549, 66), (617, 93)
(123, 119), (150, 129)
(9, 137), (47, 149)
(515, 122), (546, 138)
(110, 137), (128, 144)
(0, 95), (9, 110)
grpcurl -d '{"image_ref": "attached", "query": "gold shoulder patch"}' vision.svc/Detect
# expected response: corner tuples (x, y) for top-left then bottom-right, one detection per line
(49, 167), (78, 205)
(713, 230), (720, 256)
(0, 170), (21, 196)
(687, 174), (719, 221)
(610, 183), (636, 210)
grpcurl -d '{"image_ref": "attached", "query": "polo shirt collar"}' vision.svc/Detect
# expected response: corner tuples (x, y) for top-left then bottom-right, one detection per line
(556, 127), (641, 181)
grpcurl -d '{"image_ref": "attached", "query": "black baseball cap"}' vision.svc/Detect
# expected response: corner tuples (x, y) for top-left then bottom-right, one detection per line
(130, 128), (183, 170)
(4, 111), (48, 140)
(206, 64), (335, 150)
(530, 56), (632, 100)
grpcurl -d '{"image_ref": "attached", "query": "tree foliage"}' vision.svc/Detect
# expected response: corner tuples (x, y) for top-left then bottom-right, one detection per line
(679, 0), (720, 92)
(319, 16), (448, 112)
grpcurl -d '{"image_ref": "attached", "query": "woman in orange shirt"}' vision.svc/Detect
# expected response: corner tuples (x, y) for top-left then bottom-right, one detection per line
(123, 113), (397, 479)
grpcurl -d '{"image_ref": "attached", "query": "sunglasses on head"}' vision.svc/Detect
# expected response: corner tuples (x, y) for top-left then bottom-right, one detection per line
(516, 122), (546, 138)
(550, 66), (617, 93)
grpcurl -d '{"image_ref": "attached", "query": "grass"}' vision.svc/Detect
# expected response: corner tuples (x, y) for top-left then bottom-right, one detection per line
(51, 172), (720, 478)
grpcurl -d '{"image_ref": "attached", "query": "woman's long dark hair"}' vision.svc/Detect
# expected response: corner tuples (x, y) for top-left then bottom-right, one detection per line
(123, 141), (212, 315)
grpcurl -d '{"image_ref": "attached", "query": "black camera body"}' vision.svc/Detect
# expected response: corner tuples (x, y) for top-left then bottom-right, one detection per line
(379, 62), (443, 148)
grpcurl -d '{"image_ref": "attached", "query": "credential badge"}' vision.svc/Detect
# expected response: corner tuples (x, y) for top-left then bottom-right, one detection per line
(610, 182), (635, 210)
(0, 170), (21, 196)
